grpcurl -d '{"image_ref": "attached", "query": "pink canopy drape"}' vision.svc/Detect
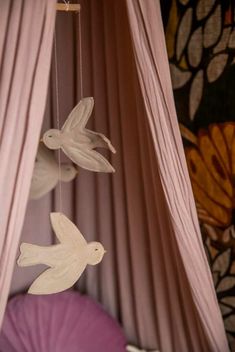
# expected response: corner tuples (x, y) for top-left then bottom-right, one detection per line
(0, 0), (56, 326)
(1, 0), (228, 351)
(126, 1), (229, 351)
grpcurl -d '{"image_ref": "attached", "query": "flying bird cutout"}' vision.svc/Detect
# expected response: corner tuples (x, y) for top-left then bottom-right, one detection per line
(43, 97), (116, 173)
(17, 213), (106, 295)
(29, 144), (77, 200)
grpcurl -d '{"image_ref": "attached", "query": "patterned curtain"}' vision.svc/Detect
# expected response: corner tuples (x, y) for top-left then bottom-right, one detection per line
(163, 0), (235, 349)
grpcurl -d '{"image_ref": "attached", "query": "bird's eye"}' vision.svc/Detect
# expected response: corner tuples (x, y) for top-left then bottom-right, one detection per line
(48, 135), (52, 138)
(95, 248), (98, 251)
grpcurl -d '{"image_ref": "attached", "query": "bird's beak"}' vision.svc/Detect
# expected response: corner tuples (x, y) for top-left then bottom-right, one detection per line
(40, 138), (43, 142)
(104, 250), (107, 254)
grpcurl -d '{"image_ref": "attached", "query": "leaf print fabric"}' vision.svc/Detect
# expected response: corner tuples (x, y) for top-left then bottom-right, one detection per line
(164, 0), (235, 348)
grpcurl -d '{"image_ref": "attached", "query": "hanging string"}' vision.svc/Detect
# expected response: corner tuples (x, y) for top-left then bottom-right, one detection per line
(78, 10), (83, 99)
(54, 31), (63, 213)
(63, 0), (70, 11)
(52, 8), (82, 213)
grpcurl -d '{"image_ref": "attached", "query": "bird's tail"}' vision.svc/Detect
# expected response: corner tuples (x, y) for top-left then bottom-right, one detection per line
(17, 243), (43, 267)
(87, 130), (116, 154)
(97, 133), (116, 154)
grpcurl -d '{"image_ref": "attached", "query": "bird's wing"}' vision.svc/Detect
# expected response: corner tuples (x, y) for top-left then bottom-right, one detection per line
(28, 261), (86, 295)
(62, 145), (115, 173)
(50, 212), (87, 247)
(62, 97), (94, 133)
(29, 144), (58, 199)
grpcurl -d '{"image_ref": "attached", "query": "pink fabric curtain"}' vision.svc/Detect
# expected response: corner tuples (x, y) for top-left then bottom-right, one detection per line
(8, 0), (228, 351)
(0, 0), (56, 326)
(125, 0), (229, 351)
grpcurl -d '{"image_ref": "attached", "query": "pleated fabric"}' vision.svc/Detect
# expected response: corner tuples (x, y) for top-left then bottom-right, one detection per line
(0, 0), (56, 326)
(125, 0), (229, 351)
(9, 0), (228, 351)
(0, 292), (127, 352)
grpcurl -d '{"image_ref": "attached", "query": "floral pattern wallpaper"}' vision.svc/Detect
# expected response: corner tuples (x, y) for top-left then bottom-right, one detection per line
(162, 0), (235, 349)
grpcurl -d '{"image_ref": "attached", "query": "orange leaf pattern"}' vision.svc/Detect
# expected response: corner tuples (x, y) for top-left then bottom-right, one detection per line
(164, 0), (235, 345)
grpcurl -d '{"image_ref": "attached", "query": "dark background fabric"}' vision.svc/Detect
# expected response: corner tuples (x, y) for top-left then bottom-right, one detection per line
(162, 0), (235, 348)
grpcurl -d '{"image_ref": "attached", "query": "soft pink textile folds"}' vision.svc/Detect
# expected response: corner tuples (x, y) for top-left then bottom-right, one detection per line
(0, 0), (56, 326)
(6, 1), (229, 351)
(126, 0), (229, 351)
(0, 292), (127, 352)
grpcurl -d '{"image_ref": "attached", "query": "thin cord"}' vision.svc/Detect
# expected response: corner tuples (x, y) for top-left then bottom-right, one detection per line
(63, 0), (70, 11)
(54, 32), (63, 213)
(78, 10), (83, 99)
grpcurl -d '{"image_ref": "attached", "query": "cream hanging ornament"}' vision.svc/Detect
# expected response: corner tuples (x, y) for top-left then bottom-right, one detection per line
(43, 97), (116, 173)
(17, 213), (106, 295)
(29, 144), (77, 200)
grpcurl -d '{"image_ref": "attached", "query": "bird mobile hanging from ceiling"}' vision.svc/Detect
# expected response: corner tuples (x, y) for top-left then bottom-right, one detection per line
(29, 143), (77, 200)
(30, 98), (115, 200)
(43, 97), (116, 173)
(18, 213), (106, 295)
(17, 4), (115, 295)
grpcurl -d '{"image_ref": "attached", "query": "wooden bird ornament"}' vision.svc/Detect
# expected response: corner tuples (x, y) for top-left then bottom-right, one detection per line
(43, 97), (116, 173)
(17, 213), (106, 295)
(29, 144), (77, 200)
